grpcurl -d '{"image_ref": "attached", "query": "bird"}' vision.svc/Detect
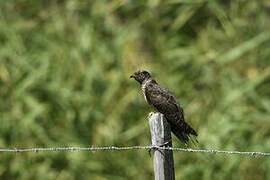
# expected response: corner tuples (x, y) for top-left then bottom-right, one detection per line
(130, 70), (197, 144)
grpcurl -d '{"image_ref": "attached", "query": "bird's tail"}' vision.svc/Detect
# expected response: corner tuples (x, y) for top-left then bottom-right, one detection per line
(171, 122), (198, 145)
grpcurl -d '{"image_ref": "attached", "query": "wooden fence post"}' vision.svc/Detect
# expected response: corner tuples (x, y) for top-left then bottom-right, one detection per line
(149, 112), (175, 180)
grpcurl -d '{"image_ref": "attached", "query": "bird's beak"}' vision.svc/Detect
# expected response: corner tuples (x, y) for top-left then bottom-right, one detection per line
(130, 75), (135, 79)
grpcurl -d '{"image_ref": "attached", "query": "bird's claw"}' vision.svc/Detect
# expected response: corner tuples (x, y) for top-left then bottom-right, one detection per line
(148, 112), (154, 119)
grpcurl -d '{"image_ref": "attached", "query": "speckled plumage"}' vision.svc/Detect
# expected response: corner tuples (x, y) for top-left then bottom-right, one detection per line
(130, 70), (197, 144)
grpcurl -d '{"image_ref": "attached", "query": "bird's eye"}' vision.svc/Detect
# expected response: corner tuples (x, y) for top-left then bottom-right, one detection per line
(142, 71), (149, 76)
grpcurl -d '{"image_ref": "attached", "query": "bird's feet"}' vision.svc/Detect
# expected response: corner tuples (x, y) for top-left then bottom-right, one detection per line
(147, 111), (159, 119)
(148, 112), (154, 119)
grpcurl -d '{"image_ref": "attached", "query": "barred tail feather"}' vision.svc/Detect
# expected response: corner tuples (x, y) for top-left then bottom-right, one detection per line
(187, 124), (198, 136)
(171, 122), (198, 145)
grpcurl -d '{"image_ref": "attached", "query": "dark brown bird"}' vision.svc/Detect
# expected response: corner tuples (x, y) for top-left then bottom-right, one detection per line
(130, 70), (197, 144)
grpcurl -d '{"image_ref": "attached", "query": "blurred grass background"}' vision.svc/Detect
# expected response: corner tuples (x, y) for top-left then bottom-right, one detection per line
(0, 0), (270, 179)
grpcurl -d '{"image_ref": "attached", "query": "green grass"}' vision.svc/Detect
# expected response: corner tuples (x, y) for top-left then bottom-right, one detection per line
(0, 0), (270, 179)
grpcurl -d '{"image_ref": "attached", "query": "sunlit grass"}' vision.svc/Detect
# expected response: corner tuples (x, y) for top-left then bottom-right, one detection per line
(0, 0), (269, 179)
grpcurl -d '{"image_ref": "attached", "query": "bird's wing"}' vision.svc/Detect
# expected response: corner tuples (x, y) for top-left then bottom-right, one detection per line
(145, 82), (184, 122)
(145, 81), (198, 143)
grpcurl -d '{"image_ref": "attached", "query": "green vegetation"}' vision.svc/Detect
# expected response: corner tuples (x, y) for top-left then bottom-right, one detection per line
(0, 0), (270, 179)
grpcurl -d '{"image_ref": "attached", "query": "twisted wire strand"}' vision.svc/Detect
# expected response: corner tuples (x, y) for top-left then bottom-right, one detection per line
(0, 146), (269, 157)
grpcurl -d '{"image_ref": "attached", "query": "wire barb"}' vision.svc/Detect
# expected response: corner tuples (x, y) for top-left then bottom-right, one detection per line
(0, 146), (269, 157)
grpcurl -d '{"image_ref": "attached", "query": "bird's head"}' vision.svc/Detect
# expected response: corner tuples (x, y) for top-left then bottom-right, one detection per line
(130, 70), (151, 84)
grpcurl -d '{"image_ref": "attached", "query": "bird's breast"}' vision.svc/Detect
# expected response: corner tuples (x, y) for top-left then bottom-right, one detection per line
(141, 80), (151, 104)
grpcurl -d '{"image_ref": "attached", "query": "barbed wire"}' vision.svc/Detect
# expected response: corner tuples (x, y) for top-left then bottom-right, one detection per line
(0, 145), (269, 157)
